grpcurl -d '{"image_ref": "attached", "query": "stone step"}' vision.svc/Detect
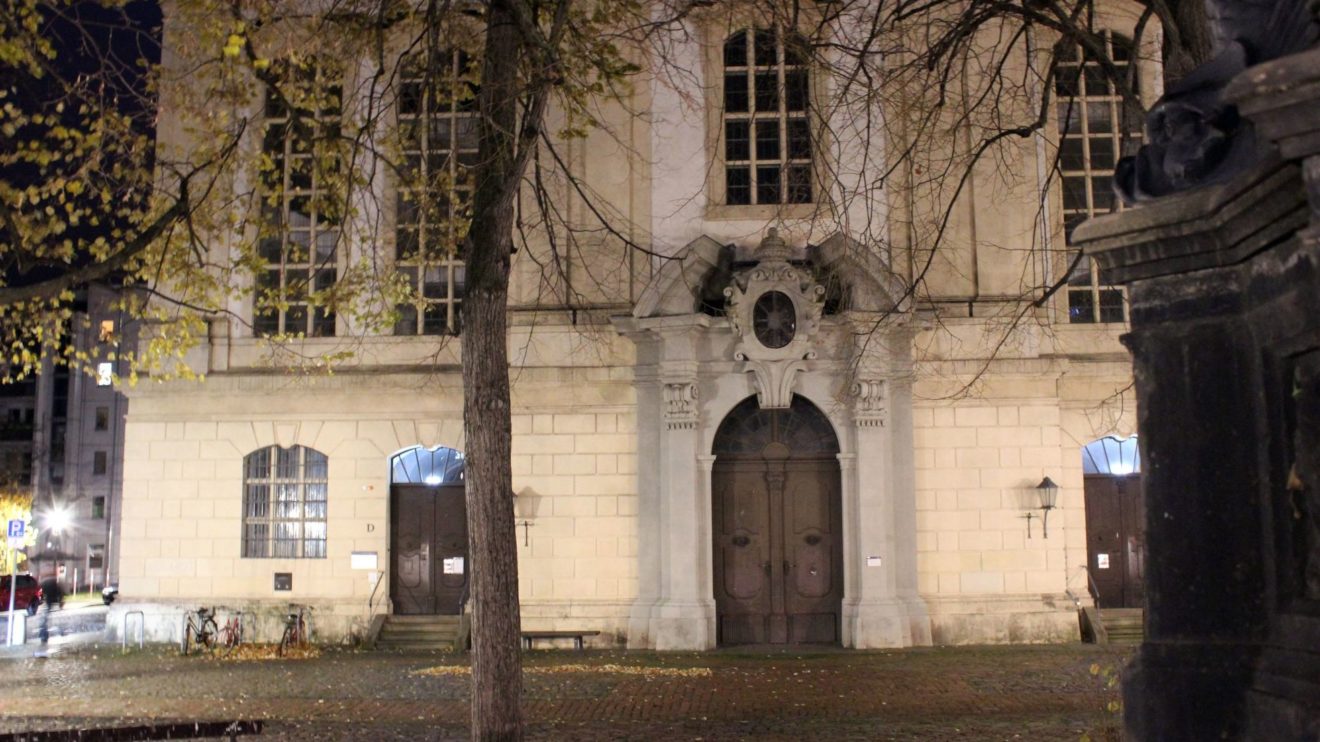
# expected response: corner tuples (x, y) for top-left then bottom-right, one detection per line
(1096, 608), (1145, 644)
(374, 615), (464, 651)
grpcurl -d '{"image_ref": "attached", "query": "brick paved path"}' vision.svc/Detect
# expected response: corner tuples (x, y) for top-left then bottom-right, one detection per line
(0, 644), (1130, 740)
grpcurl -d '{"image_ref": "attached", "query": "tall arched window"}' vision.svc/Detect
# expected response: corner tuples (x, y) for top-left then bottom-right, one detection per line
(242, 445), (328, 558)
(722, 28), (813, 206)
(394, 50), (476, 335)
(256, 59), (342, 338)
(1056, 32), (1141, 323)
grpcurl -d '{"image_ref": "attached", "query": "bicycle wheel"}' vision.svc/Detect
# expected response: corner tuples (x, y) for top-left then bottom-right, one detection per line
(278, 624), (294, 657)
(200, 617), (218, 651)
(217, 621), (238, 655)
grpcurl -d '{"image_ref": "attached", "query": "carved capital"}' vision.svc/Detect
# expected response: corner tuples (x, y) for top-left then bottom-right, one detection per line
(852, 379), (887, 428)
(663, 382), (699, 430)
(748, 360), (806, 409)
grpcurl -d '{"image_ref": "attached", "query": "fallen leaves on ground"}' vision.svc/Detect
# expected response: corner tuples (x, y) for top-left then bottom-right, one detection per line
(412, 663), (713, 678)
(198, 643), (322, 661)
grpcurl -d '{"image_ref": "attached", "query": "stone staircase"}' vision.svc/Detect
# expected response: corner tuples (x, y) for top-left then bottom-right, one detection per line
(373, 615), (464, 651)
(1082, 607), (1145, 645)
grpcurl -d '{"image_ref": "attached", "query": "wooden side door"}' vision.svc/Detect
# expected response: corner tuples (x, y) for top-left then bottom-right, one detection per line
(391, 484), (469, 615)
(1084, 475), (1145, 608)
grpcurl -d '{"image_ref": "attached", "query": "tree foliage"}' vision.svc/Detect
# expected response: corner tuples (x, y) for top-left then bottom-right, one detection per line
(0, 488), (36, 574)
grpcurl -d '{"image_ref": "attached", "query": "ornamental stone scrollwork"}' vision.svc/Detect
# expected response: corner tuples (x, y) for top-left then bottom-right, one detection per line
(851, 379), (888, 428)
(724, 229), (825, 409)
(663, 382), (699, 430)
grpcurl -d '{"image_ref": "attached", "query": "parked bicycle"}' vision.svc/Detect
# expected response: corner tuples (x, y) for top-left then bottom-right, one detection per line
(277, 605), (312, 657)
(215, 610), (245, 655)
(181, 607), (217, 655)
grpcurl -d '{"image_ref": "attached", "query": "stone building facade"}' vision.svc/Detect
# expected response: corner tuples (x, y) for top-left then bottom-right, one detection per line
(110, 1), (1155, 648)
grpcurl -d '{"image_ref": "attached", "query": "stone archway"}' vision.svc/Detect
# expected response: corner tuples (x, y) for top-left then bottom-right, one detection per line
(389, 446), (467, 615)
(712, 395), (843, 645)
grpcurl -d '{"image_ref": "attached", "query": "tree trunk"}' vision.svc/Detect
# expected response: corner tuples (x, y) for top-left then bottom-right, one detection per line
(1163, 0), (1215, 83)
(461, 0), (524, 739)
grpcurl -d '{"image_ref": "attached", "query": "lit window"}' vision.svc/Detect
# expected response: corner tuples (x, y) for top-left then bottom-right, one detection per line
(242, 445), (328, 559)
(256, 60), (343, 338)
(96, 362), (113, 386)
(394, 51), (474, 336)
(1056, 32), (1141, 323)
(722, 28), (813, 206)
(99, 320), (115, 343)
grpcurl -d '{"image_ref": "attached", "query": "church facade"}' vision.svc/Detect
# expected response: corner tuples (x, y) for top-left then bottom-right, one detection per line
(110, 1), (1153, 649)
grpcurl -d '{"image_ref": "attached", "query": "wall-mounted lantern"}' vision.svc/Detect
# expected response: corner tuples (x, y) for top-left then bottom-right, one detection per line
(1035, 476), (1060, 538)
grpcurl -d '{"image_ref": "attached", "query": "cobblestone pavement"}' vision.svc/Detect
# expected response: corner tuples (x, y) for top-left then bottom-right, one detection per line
(0, 643), (1131, 740)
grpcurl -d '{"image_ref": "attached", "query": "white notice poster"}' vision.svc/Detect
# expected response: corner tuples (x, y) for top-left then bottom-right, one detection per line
(1097, 553), (1110, 569)
(443, 557), (465, 574)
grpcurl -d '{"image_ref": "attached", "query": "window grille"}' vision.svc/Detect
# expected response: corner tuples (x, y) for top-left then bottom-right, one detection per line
(256, 60), (343, 338)
(722, 28), (813, 206)
(1056, 33), (1141, 323)
(394, 50), (475, 335)
(242, 445), (328, 559)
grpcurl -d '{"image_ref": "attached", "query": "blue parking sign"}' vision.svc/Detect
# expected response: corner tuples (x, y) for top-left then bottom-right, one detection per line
(6, 519), (22, 539)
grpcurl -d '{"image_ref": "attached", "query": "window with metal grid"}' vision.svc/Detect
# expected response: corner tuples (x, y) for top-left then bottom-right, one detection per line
(242, 445), (328, 559)
(255, 60), (342, 338)
(722, 28), (813, 206)
(1056, 32), (1141, 324)
(394, 50), (475, 336)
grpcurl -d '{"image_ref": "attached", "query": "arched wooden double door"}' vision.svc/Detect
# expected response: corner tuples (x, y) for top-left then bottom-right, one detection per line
(390, 446), (468, 615)
(712, 396), (843, 645)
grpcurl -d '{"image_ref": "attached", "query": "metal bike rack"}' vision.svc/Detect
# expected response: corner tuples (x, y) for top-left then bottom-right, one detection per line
(122, 610), (144, 650)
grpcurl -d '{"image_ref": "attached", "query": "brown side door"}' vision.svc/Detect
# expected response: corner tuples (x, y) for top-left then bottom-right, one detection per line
(391, 484), (468, 614)
(1084, 475), (1145, 608)
(713, 457), (842, 645)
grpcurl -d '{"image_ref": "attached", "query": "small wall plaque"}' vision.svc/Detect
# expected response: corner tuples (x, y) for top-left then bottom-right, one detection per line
(351, 551), (378, 570)
(866, 556), (883, 567)
(274, 572), (292, 591)
(442, 557), (465, 575)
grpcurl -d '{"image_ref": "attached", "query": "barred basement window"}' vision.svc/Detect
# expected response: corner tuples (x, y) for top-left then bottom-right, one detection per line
(1056, 32), (1141, 324)
(394, 50), (475, 335)
(256, 60), (343, 338)
(722, 28), (813, 206)
(242, 445), (328, 559)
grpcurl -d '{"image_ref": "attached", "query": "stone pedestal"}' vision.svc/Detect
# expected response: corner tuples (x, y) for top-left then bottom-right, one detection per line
(1074, 44), (1320, 739)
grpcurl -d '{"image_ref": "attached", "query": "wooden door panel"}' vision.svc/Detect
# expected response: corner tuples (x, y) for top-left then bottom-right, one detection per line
(784, 464), (841, 638)
(789, 612), (838, 644)
(1084, 475), (1146, 609)
(713, 464), (772, 644)
(391, 484), (468, 615)
(714, 458), (840, 646)
(433, 485), (468, 613)
(391, 486), (435, 615)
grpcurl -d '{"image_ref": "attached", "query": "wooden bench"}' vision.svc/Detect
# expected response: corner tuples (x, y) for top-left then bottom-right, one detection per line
(520, 630), (600, 651)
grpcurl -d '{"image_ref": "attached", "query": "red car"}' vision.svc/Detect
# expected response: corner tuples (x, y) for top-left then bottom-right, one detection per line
(0, 574), (43, 615)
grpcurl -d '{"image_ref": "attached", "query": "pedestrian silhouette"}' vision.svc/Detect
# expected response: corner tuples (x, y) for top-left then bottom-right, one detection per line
(38, 576), (63, 647)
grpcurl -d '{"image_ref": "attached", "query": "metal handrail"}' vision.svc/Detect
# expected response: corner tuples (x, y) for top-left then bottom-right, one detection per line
(1084, 567), (1102, 610)
(367, 572), (385, 613)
